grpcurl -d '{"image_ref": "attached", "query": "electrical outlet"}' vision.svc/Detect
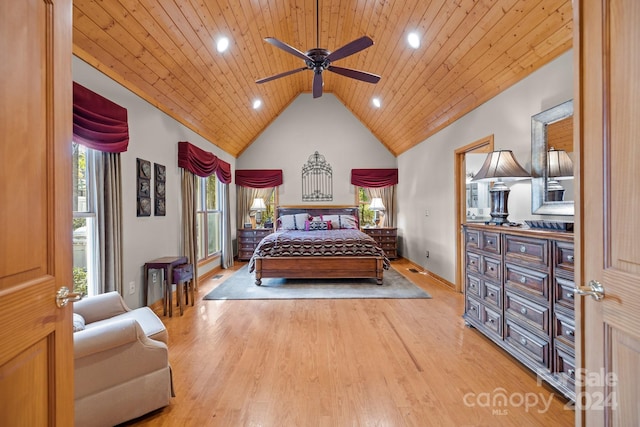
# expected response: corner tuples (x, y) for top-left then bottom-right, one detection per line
(425, 250), (430, 258)
(425, 209), (430, 216)
(152, 271), (158, 283)
(129, 281), (135, 295)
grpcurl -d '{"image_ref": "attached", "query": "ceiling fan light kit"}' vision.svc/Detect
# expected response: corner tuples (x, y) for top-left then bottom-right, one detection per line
(256, 0), (380, 98)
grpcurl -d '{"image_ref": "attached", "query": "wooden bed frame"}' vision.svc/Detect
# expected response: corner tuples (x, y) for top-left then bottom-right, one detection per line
(252, 206), (385, 286)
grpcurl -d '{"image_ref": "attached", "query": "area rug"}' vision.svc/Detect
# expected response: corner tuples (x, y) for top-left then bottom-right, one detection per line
(203, 265), (431, 300)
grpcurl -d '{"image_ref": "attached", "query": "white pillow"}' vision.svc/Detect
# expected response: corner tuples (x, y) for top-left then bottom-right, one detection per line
(73, 313), (86, 332)
(321, 214), (358, 229)
(278, 213), (310, 230)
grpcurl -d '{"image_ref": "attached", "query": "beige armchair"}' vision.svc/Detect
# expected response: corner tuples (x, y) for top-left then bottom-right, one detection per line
(73, 292), (172, 427)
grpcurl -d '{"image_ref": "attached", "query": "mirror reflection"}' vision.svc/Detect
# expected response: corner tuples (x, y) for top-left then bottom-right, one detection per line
(531, 100), (574, 215)
(466, 153), (491, 222)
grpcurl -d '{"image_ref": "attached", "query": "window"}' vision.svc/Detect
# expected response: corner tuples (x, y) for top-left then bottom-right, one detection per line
(196, 174), (221, 261)
(72, 143), (98, 296)
(356, 187), (375, 227)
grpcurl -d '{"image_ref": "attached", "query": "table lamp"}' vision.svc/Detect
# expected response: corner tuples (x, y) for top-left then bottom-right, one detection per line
(472, 150), (529, 225)
(546, 148), (574, 201)
(369, 198), (385, 228)
(250, 198), (267, 228)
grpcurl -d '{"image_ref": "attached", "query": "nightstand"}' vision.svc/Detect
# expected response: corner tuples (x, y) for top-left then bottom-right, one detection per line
(361, 227), (398, 259)
(237, 228), (273, 261)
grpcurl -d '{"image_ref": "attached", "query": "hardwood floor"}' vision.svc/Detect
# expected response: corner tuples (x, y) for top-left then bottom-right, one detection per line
(122, 259), (575, 427)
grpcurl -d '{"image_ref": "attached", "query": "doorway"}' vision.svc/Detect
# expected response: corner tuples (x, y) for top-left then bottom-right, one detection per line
(453, 135), (494, 293)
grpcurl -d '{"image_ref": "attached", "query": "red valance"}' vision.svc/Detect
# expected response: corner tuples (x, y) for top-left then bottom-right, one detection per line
(73, 82), (129, 153)
(178, 141), (232, 183)
(235, 170), (283, 188)
(351, 168), (398, 188)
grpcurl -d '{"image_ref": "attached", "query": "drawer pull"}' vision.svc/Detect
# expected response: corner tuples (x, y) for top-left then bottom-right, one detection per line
(470, 283), (476, 288)
(520, 245), (527, 253)
(489, 266), (494, 271)
(566, 292), (575, 299)
(520, 276), (526, 284)
(470, 306), (476, 311)
(520, 337), (527, 346)
(567, 329), (575, 337)
(568, 369), (575, 378)
(488, 292), (494, 297)
(520, 307), (527, 315)
(487, 239), (493, 245)
(470, 260), (476, 265)
(567, 255), (574, 262)
(488, 318), (495, 324)
(470, 236), (476, 241)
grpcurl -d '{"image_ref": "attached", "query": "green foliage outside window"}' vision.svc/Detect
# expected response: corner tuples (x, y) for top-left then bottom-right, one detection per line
(358, 187), (375, 226)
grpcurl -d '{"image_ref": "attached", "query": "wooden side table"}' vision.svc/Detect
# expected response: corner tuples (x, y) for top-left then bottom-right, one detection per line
(361, 227), (398, 259)
(144, 256), (187, 317)
(237, 228), (273, 261)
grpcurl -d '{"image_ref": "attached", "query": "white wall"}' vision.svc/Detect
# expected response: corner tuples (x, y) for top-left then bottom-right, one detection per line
(73, 57), (236, 308)
(238, 93), (397, 205)
(397, 50), (574, 284)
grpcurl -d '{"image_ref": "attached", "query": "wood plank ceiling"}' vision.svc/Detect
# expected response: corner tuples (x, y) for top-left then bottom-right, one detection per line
(73, 0), (573, 158)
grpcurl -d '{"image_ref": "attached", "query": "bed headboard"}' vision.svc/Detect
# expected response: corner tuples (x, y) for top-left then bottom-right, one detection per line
(276, 206), (360, 228)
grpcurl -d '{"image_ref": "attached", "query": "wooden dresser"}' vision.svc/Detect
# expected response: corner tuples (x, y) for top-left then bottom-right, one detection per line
(237, 228), (272, 261)
(361, 227), (398, 259)
(462, 224), (575, 400)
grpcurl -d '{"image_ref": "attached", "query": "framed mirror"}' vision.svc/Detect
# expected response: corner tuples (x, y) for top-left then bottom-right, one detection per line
(531, 99), (574, 215)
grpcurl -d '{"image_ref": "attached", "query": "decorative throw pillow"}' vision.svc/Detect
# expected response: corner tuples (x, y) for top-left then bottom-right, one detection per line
(322, 214), (358, 229)
(304, 220), (332, 231)
(73, 313), (86, 332)
(278, 213), (310, 230)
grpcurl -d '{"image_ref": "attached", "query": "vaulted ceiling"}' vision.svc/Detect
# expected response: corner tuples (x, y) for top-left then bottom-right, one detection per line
(72, 0), (572, 158)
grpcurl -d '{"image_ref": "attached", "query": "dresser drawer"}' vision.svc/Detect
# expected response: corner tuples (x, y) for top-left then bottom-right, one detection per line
(553, 342), (576, 390)
(505, 291), (549, 334)
(466, 252), (481, 274)
(505, 320), (549, 368)
(505, 235), (549, 270)
(465, 295), (482, 322)
(554, 311), (575, 347)
(554, 240), (575, 278)
(238, 250), (255, 261)
(482, 305), (503, 339)
(482, 281), (502, 308)
(480, 231), (501, 255)
(505, 263), (549, 299)
(465, 228), (481, 250)
(482, 256), (502, 282)
(466, 274), (481, 297)
(554, 276), (576, 312)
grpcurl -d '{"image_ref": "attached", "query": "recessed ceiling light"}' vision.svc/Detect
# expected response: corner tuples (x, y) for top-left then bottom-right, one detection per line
(216, 37), (229, 53)
(372, 97), (381, 108)
(407, 32), (420, 49)
(252, 99), (262, 109)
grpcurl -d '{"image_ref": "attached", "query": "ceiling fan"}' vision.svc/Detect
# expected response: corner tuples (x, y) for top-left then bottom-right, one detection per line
(255, 0), (380, 98)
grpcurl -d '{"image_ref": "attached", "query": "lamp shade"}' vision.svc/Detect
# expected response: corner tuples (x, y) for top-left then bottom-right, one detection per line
(369, 198), (385, 211)
(547, 148), (573, 179)
(250, 198), (266, 211)
(471, 150), (529, 182)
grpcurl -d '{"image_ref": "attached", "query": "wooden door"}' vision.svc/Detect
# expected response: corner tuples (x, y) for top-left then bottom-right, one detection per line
(579, 0), (640, 424)
(0, 0), (74, 425)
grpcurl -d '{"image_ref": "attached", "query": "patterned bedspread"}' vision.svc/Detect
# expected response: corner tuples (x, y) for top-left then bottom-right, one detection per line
(248, 229), (390, 272)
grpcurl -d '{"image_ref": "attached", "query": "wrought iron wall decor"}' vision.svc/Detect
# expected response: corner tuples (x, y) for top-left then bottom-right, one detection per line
(302, 151), (333, 201)
(154, 163), (166, 216)
(137, 158), (151, 217)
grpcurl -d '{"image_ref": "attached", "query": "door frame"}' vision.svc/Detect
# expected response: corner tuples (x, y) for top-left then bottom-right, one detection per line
(454, 135), (494, 293)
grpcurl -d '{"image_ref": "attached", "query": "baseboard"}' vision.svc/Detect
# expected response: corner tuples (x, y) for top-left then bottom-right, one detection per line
(402, 258), (455, 290)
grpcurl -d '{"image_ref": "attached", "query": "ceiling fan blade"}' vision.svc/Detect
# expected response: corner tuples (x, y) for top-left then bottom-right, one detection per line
(325, 36), (374, 63)
(264, 37), (311, 62)
(256, 67), (308, 84)
(312, 71), (323, 98)
(327, 66), (380, 84)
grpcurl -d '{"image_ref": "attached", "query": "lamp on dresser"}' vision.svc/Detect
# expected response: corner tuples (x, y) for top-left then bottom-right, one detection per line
(369, 198), (385, 228)
(546, 148), (574, 201)
(472, 150), (529, 225)
(250, 198), (267, 228)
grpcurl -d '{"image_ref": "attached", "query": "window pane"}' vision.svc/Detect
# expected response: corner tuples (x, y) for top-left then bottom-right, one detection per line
(206, 175), (217, 210)
(72, 143), (88, 213)
(196, 212), (206, 260)
(72, 216), (97, 296)
(207, 211), (221, 255)
(196, 178), (204, 211)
